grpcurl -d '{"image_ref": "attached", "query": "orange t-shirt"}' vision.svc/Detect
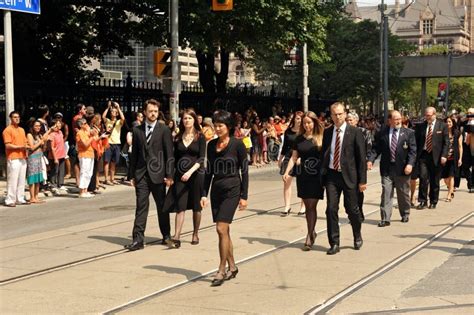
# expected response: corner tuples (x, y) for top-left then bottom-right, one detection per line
(2, 125), (27, 160)
(76, 129), (95, 159)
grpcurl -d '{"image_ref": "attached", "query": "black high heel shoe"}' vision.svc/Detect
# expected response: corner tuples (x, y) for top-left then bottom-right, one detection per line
(302, 231), (317, 251)
(280, 208), (292, 217)
(225, 267), (239, 280)
(170, 239), (181, 249)
(211, 271), (226, 287)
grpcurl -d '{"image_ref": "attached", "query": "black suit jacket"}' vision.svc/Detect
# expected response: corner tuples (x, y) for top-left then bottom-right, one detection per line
(321, 125), (367, 189)
(129, 122), (174, 184)
(415, 120), (449, 167)
(369, 127), (417, 177)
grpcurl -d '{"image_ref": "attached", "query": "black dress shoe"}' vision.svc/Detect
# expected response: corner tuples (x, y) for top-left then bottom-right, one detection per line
(416, 202), (427, 210)
(354, 239), (363, 250)
(428, 203), (437, 209)
(124, 241), (144, 251)
(401, 216), (409, 223)
(326, 245), (340, 255)
(377, 221), (391, 227)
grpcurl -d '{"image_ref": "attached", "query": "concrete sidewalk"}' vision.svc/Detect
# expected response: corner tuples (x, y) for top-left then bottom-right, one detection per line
(0, 169), (472, 314)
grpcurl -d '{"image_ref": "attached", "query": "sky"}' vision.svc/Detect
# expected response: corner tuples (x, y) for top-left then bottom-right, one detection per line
(357, 0), (396, 6)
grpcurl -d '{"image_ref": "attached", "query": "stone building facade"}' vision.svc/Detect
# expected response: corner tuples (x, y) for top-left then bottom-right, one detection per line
(346, 0), (473, 53)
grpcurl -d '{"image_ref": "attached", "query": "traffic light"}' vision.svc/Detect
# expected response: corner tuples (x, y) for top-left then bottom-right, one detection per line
(154, 49), (171, 77)
(212, 0), (233, 11)
(437, 82), (447, 102)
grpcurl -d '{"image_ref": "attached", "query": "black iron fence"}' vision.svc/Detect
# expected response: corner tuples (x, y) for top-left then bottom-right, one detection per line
(1, 74), (334, 131)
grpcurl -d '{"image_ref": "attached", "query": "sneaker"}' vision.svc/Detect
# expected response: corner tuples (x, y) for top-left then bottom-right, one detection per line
(59, 186), (68, 191)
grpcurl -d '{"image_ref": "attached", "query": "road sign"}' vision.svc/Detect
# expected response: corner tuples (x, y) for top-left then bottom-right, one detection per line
(0, 0), (41, 14)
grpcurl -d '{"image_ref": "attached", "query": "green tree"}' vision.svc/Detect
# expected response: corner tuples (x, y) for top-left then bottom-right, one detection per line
(309, 16), (414, 113)
(173, 0), (331, 94)
(2, 1), (159, 83)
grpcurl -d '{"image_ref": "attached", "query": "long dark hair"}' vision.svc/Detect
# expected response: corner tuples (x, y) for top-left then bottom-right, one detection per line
(29, 119), (43, 140)
(288, 111), (304, 130)
(176, 108), (202, 141)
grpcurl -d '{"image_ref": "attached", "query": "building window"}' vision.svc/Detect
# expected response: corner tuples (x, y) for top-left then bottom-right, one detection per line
(423, 19), (433, 35)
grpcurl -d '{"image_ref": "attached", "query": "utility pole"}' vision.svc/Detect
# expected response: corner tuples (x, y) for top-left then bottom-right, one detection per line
(378, 0), (385, 118)
(302, 42), (309, 112)
(170, 0), (180, 122)
(445, 52), (453, 115)
(4, 10), (14, 127)
(383, 15), (389, 122)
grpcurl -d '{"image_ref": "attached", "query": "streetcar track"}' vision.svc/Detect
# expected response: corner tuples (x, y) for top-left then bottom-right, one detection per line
(0, 179), (382, 286)
(101, 207), (383, 314)
(0, 200), (303, 286)
(101, 210), (473, 314)
(0, 185), (290, 249)
(305, 211), (474, 315)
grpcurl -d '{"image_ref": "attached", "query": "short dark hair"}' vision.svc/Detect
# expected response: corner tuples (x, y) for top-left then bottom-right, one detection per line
(213, 110), (235, 135)
(9, 111), (20, 118)
(144, 99), (160, 111)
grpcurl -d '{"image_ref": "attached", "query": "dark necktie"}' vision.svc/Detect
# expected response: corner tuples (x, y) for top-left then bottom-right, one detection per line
(333, 128), (341, 171)
(426, 124), (433, 153)
(146, 125), (153, 143)
(390, 129), (398, 162)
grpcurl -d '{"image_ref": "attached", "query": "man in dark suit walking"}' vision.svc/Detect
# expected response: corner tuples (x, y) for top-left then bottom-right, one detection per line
(415, 107), (448, 210)
(125, 99), (175, 251)
(321, 103), (367, 255)
(368, 110), (417, 226)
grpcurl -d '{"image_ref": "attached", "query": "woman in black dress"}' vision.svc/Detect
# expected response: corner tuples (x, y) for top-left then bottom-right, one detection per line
(201, 110), (249, 287)
(278, 111), (306, 216)
(282, 111), (324, 251)
(442, 116), (463, 201)
(164, 109), (206, 248)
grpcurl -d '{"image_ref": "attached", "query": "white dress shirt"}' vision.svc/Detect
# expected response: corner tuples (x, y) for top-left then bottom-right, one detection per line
(145, 120), (157, 138)
(388, 127), (400, 149)
(330, 122), (347, 170)
(423, 119), (436, 151)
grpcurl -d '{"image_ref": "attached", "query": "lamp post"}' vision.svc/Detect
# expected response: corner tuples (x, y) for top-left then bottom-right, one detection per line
(445, 52), (452, 115)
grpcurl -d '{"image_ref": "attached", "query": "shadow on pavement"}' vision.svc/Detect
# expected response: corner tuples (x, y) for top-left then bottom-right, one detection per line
(144, 265), (202, 280)
(88, 235), (133, 246)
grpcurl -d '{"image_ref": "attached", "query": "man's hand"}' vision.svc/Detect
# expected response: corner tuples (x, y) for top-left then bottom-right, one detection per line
(164, 178), (174, 187)
(441, 157), (447, 165)
(359, 183), (367, 192)
(54, 159), (59, 165)
(458, 159), (462, 167)
(200, 197), (208, 208)
(130, 179), (135, 187)
(367, 161), (373, 171)
(239, 199), (247, 211)
(404, 164), (413, 175)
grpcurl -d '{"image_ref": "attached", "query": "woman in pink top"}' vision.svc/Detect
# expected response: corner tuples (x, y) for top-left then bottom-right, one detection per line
(48, 119), (67, 193)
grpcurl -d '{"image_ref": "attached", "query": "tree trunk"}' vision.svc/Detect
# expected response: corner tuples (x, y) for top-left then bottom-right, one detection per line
(216, 48), (229, 94)
(196, 50), (216, 94)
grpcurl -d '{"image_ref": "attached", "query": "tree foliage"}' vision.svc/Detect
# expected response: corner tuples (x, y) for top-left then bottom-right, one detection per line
(2, 1), (148, 82)
(309, 16), (414, 112)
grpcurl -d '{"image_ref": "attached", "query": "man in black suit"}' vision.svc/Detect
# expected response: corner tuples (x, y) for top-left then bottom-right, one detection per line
(321, 103), (367, 255)
(415, 107), (448, 210)
(124, 99), (175, 251)
(368, 110), (417, 226)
